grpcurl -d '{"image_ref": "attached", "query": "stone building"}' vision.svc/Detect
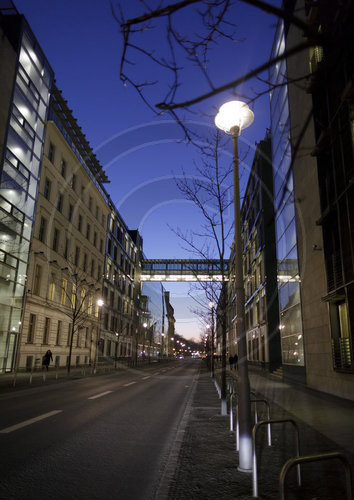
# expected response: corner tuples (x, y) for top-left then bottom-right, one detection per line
(19, 87), (110, 371)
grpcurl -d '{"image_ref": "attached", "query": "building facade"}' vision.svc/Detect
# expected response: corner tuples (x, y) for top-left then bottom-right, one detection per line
(18, 87), (110, 371)
(0, 11), (54, 371)
(241, 136), (281, 372)
(269, 9), (306, 383)
(268, 0), (354, 398)
(100, 214), (143, 363)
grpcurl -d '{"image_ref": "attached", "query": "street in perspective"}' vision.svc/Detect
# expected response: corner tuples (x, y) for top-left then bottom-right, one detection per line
(0, 1), (353, 499)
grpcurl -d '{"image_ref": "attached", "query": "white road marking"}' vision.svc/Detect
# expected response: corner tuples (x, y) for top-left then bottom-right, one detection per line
(0, 410), (63, 434)
(88, 390), (113, 400)
(141, 376), (151, 380)
(123, 381), (136, 387)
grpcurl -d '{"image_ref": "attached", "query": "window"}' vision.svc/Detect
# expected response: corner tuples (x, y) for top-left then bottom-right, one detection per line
(95, 205), (99, 219)
(81, 185), (85, 201)
(88, 295), (93, 315)
(330, 301), (352, 370)
(48, 142), (55, 163)
(78, 214), (82, 232)
(56, 320), (62, 345)
(85, 327), (89, 348)
(57, 193), (63, 212)
(97, 264), (102, 281)
(77, 328), (81, 347)
(68, 203), (73, 222)
(27, 313), (36, 343)
(91, 259), (95, 277)
(33, 264), (42, 295)
(64, 237), (70, 259)
(60, 278), (67, 305)
(60, 158), (66, 178)
(48, 273), (56, 301)
(38, 216), (47, 242)
(43, 177), (51, 200)
(93, 231), (97, 247)
(52, 228), (60, 252)
(83, 253), (87, 272)
(67, 323), (72, 346)
(71, 283), (76, 309)
(86, 223), (91, 241)
(43, 317), (50, 344)
(89, 196), (93, 211)
(100, 238), (103, 253)
(71, 174), (76, 191)
(74, 246), (80, 266)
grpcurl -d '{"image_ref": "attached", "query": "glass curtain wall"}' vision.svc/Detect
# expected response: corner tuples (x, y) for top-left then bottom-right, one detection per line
(0, 18), (53, 371)
(141, 282), (167, 357)
(269, 20), (304, 367)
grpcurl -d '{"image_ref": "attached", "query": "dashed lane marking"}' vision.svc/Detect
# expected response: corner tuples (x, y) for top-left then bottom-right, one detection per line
(123, 381), (137, 387)
(88, 391), (113, 400)
(0, 410), (63, 434)
(141, 376), (151, 380)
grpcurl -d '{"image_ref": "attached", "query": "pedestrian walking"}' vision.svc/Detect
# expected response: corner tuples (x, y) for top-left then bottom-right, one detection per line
(229, 355), (234, 370)
(42, 350), (53, 371)
(233, 353), (238, 370)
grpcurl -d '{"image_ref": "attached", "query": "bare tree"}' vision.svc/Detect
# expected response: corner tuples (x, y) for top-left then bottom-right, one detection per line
(59, 261), (101, 375)
(171, 130), (233, 413)
(114, 0), (324, 139)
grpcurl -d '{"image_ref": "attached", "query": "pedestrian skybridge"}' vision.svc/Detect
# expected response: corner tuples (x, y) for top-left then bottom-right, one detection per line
(141, 259), (229, 282)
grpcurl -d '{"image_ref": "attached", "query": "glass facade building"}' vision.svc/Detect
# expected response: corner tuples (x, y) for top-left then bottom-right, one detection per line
(141, 281), (167, 355)
(269, 20), (304, 368)
(0, 13), (54, 371)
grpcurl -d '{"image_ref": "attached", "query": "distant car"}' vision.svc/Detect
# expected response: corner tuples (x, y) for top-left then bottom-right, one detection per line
(178, 355), (184, 359)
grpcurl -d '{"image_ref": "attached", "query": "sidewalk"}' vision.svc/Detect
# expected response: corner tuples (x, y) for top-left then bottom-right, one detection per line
(166, 363), (354, 499)
(0, 359), (171, 394)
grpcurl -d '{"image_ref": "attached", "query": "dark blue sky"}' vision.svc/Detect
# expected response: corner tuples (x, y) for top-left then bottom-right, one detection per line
(15, 0), (279, 340)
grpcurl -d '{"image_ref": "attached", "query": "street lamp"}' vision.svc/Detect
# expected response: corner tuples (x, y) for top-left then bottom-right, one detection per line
(94, 299), (104, 374)
(208, 301), (215, 379)
(115, 332), (119, 369)
(215, 100), (254, 472)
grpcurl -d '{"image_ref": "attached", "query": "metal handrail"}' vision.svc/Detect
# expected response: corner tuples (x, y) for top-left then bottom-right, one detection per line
(234, 394), (269, 451)
(252, 419), (301, 498)
(252, 399), (272, 446)
(279, 451), (352, 500)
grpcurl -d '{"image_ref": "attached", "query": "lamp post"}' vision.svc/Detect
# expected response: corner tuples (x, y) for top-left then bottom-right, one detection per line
(94, 298), (104, 374)
(215, 100), (254, 472)
(209, 301), (215, 378)
(115, 332), (119, 369)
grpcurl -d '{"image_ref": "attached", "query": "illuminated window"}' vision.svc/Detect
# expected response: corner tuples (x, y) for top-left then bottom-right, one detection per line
(48, 273), (55, 301)
(60, 278), (67, 305)
(71, 283), (76, 309)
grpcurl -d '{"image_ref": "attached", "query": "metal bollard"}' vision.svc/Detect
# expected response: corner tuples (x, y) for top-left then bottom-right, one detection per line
(279, 451), (352, 500)
(252, 419), (301, 498)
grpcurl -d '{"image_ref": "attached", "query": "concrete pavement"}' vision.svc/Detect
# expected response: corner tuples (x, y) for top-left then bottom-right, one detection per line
(165, 362), (354, 499)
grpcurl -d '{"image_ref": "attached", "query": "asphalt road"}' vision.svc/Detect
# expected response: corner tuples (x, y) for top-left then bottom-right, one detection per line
(0, 359), (200, 500)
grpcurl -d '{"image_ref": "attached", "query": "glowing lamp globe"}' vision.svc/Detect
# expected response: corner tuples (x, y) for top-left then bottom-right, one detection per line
(215, 100), (254, 135)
